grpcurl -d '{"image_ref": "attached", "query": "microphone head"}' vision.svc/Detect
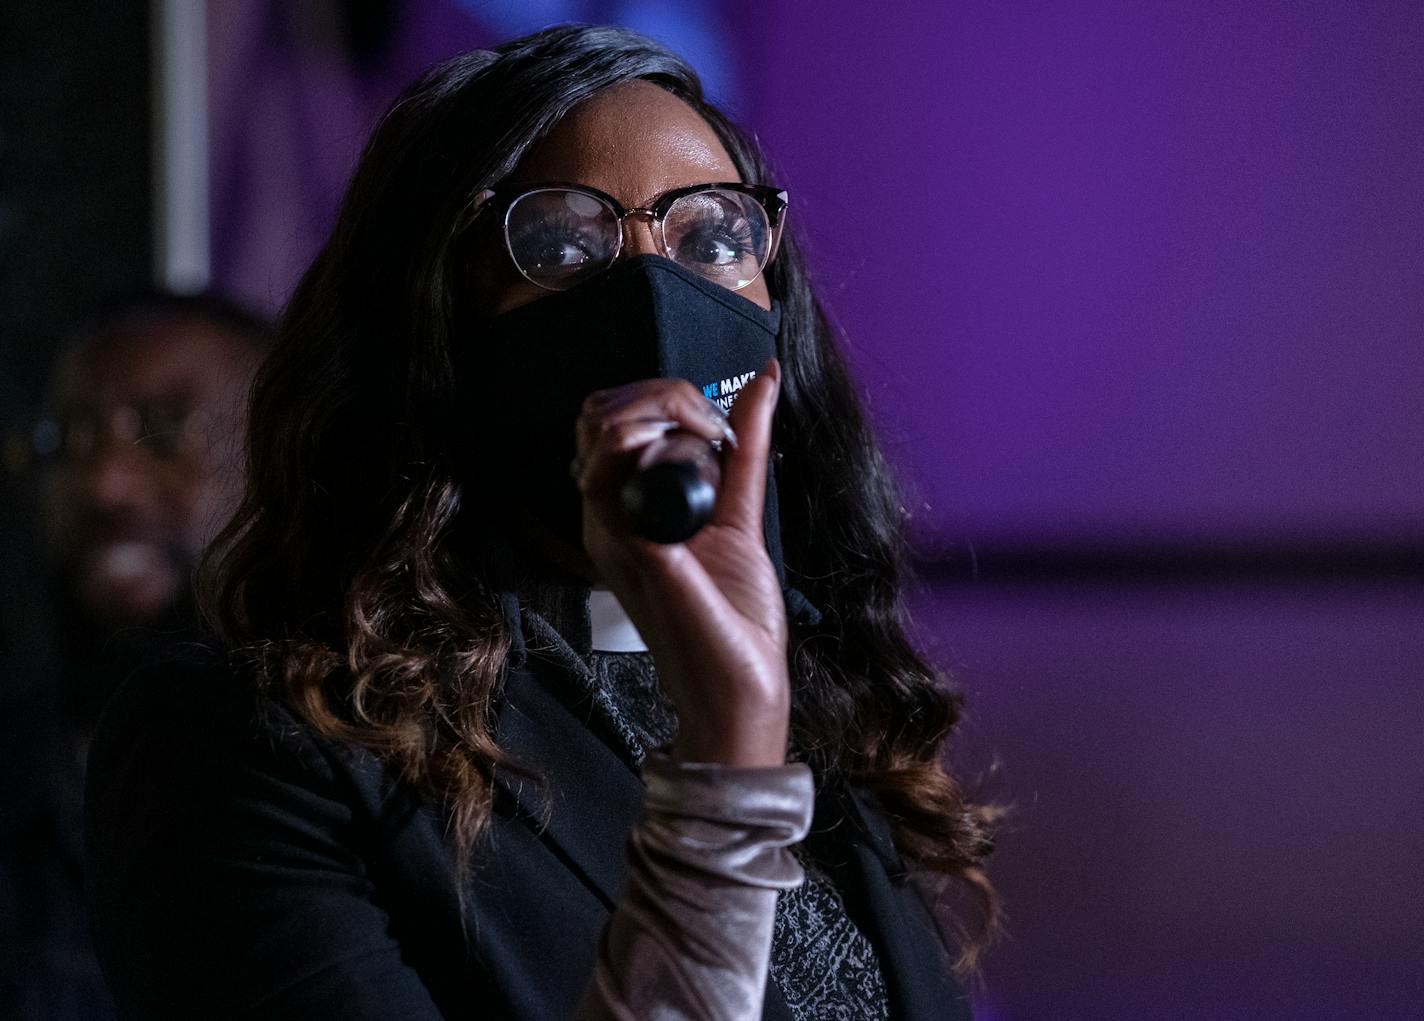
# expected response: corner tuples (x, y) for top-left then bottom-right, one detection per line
(620, 460), (716, 544)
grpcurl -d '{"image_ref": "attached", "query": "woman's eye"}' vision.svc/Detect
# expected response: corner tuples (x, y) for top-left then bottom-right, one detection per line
(673, 214), (758, 267)
(676, 229), (744, 266)
(532, 238), (591, 268)
(666, 200), (761, 272)
(510, 213), (604, 271)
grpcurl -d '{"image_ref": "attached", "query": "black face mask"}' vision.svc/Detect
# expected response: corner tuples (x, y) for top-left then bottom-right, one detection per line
(463, 254), (790, 583)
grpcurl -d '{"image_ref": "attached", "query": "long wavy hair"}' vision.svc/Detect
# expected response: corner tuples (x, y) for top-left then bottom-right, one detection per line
(205, 24), (998, 970)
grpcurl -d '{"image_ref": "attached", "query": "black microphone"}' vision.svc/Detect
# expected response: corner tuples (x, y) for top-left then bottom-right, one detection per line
(620, 433), (721, 544)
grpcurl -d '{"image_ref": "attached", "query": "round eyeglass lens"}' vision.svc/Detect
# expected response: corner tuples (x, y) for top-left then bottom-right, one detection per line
(504, 189), (619, 289)
(662, 189), (771, 290)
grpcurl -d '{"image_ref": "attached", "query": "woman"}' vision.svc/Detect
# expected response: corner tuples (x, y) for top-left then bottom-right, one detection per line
(86, 25), (996, 1020)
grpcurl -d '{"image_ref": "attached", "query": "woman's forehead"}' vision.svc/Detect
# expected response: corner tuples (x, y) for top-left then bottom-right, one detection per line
(509, 81), (742, 206)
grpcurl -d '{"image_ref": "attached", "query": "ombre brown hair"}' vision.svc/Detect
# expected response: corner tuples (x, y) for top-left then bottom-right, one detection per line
(204, 24), (999, 971)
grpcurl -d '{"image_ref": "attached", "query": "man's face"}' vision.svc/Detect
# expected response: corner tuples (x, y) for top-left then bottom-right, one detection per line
(43, 315), (259, 627)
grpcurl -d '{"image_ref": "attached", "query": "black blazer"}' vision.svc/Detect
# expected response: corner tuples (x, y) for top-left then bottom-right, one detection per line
(86, 649), (970, 1019)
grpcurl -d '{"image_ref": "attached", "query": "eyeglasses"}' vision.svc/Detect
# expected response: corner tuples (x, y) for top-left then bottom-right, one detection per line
(472, 181), (788, 293)
(34, 403), (199, 465)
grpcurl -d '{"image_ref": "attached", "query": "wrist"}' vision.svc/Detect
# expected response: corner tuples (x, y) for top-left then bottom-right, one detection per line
(672, 699), (790, 767)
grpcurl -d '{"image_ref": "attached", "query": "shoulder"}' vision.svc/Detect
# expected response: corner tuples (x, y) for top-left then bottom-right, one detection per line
(93, 644), (353, 781)
(85, 647), (463, 1017)
(95, 642), (278, 739)
(85, 643), (396, 862)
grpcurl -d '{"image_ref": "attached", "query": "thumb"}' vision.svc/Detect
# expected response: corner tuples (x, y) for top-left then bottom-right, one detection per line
(714, 357), (781, 531)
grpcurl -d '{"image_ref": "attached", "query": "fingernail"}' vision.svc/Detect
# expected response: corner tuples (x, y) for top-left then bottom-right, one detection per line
(704, 400), (736, 447)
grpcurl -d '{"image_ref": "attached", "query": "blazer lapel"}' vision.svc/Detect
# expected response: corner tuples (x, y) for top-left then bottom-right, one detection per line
(494, 658), (795, 1021)
(495, 662), (645, 908)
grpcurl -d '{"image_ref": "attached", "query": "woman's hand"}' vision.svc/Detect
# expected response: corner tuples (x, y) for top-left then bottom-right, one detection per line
(572, 359), (788, 767)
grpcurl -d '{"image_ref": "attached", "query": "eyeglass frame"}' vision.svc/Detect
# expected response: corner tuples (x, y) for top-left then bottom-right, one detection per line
(470, 180), (790, 292)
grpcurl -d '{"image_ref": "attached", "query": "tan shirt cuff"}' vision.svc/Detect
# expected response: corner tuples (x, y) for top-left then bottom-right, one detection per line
(578, 754), (815, 1020)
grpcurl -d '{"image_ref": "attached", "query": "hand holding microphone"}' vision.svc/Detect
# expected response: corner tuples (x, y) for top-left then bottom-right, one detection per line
(572, 360), (789, 767)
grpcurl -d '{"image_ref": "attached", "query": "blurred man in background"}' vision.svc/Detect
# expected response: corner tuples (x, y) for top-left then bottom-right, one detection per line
(0, 292), (271, 1018)
(39, 293), (270, 718)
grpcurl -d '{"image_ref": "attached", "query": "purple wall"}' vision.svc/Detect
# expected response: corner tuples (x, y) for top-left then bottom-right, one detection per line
(742, 4), (1424, 1017)
(744, 1), (1424, 545)
(918, 580), (1424, 1019)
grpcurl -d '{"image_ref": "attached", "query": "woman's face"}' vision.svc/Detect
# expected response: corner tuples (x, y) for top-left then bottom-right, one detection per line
(472, 81), (773, 317)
